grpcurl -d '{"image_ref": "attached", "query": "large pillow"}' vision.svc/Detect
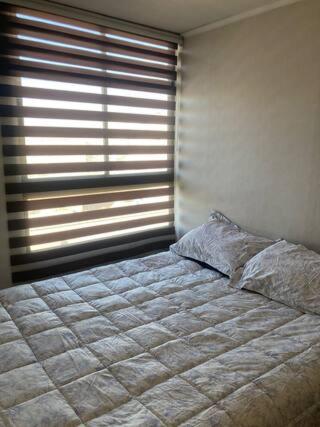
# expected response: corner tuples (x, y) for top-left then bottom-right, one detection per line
(233, 240), (320, 315)
(170, 212), (274, 277)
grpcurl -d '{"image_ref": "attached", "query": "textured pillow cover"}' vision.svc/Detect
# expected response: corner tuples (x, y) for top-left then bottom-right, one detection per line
(234, 240), (320, 315)
(170, 212), (274, 277)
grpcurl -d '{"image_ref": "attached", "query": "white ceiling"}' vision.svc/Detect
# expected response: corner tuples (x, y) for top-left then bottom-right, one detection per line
(51, 0), (284, 34)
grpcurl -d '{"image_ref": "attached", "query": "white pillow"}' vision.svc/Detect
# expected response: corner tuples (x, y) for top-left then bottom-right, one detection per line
(170, 212), (274, 277)
(233, 240), (320, 315)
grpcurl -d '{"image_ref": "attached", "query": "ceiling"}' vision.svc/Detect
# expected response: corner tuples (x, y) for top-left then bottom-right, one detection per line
(51, 0), (283, 34)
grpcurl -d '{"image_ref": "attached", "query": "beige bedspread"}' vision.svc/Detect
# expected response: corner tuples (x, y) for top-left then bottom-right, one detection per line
(0, 251), (319, 426)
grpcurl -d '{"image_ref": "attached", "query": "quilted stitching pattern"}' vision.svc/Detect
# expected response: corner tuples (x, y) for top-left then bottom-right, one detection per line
(0, 251), (319, 427)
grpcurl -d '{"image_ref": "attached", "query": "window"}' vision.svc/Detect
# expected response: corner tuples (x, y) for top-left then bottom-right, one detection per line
(0, 4), (178, 283)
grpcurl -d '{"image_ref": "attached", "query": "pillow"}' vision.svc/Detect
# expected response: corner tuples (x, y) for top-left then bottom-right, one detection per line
(233, 240), (320, 315)
(170, 211), (274, 277)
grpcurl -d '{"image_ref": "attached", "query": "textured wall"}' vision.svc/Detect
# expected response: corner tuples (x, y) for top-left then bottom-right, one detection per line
(176, 0), (320, 252)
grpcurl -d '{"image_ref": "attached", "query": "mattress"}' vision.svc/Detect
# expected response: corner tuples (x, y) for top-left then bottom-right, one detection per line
(0, 251), (319, 427)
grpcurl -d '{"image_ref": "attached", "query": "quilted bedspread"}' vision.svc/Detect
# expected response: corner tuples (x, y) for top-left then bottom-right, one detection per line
(0, 251), (320, 427)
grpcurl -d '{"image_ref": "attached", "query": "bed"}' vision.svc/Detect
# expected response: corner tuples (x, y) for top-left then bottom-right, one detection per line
(0, 250), (320, 427)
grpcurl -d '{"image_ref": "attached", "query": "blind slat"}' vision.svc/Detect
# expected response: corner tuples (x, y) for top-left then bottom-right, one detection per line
(0, 63), (176, 94)
(3, 25), (177, 67)
(1, 125), (175, 139)
(0, 85), (176, 110)
(0, 105), (175, 124)
(10, 213), (174, 247)
(1, 7), (177, 52)
(8, 200), (174, 230)
(6, 173), (174, 195)
(11, 227), (175, 266)
(7, 186), (173, 212)
(2, 43), (176, 81)
(4, 160), (173, 176)
(3, 144), (173, 156)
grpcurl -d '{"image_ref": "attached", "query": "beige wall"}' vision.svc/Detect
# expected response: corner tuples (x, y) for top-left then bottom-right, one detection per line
(177, 0), (320, 252)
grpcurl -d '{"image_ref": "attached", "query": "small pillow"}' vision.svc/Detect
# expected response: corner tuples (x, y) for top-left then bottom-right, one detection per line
(233, 240), (320, 315)
(170, 211), (274, 277)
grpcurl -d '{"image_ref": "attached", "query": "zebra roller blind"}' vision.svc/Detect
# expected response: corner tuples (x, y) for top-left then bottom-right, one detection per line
(0, 3), (178, 283)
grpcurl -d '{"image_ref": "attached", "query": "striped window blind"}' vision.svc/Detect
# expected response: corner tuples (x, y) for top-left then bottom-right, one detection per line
(0, 3), (178, 283)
